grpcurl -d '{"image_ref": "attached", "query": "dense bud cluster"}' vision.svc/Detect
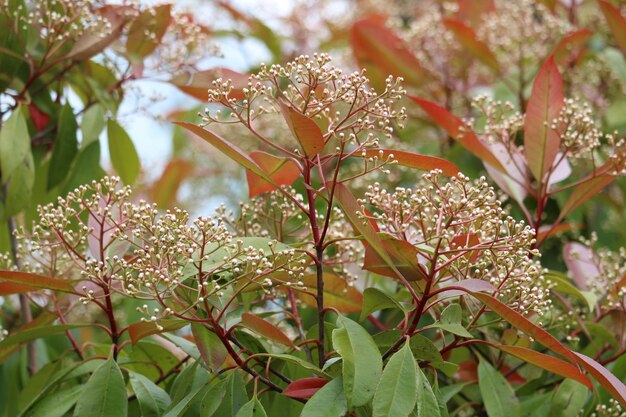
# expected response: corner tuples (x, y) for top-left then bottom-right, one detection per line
(13, 178), (306, 324)
(361, 170), (549, 314)
(202, 53), (407, 149)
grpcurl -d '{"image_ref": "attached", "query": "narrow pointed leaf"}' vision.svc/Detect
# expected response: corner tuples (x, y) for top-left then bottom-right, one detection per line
(191, 323), (228, 371)
(410, 97), (504, 171)
(552, 29), (593, 66)
(416, 368), (441, 417)
(361, 287), (410, 321)
(478, 359), (520, 417)
(173, 122), (271, 181)
(48, 104), (78, 189)
(600, 0), (626, 56)
(443, 18), (499, 71)
(129, 372), (171, 417)
(361, 149), (461, 176)
(283, 377), (330, 399)
(241, 312), (294, 348)
(279, 102), (325, 156)
(128, 319), (187, 345)
(0, 270), (76, 293)
(301, 378), (347, 417)
(332, 315), (383, 408)
(363, 234), (428, 281)
(245, 151), (300, 197)
(574, 352), (626, 408)
(126, 4), (171, 59)
(523, 56), (564, 182)
(373, 342), (417, 417)
(351, 14), (426, 88)
(107, 120), (140, 185)
(433, 304), (472, 338)
(74, 358), (128, 417)
(472, 292), (578, 363)
(235, 398), (267, 417)
(67, 6), (128, 60)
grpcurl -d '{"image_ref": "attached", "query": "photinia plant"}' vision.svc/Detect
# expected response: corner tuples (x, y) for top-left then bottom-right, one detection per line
(4, 1), (626, 417)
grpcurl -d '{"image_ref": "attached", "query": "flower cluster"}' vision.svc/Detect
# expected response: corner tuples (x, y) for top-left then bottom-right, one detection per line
(14, 178), (307, 324)
(590, 399), (626, 417)
(202, 53), (407, 150)
(360, 170), (549, 315)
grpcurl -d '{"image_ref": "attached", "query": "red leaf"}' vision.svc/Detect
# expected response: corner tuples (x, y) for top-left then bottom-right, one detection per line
(433, 279), (496, 298)
(126, 4), (172, 59)
(0, 282), (39, 295)
(295, 272), (363, 314)
(241, 312), (294, 348)
(496, 344), (592, 389)
(450, 233), (481, 262)
(574, 352), (626, 407)
(0, 270), (76, 294)
(173, 122), (272, 182)
(278, 102), (325, 157)
(458, 360), (525, 384)
(28, 104), (49, 132)
(536, 222), (580, 241)
(456, 0), (495, 27)
(127, 319), (187, 345)
(67, 5), (130, 60)
(150, 159), (193, 209)
(410, 97), (505, 171)
(523, 56), (564, 183)
(558, 174), (616, 219)
(599, 0), (626, 56)
(472, 292), (578, 364)
(443, 19), (499, 72)
(361, 149), (461, 177)
(245, 151), (300, 197)
(351, 14), (427, 89)
(363, 234), (428, 281)
(283, 377), (330, 399)
(170, 68), (250, 101)
(552, 29), (593, 66)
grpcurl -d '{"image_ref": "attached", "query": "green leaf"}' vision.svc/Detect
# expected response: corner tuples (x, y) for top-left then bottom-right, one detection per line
(163, 383), (209, 417)
(373, 342), (417, 417)
(129, 372), (171, 417)
(301, 378), (348, 417)
(3, 150), (34, 217)
(477, 359), (520, 417)
(48, 103), (78, 189)
(548, 380), (588, 417)
(332, 315), (383, 408)
(62, 141), (104, 195)
(81, 104), (105, 148)
(213, 371), (247, 416)
(545, 272), (593, 311)
(361, 287), (410, 321)
(415, 368), (440, 417)
(235, 398), (268, 417)
(107, 120), (140, 185)
(198, 379), (228, 417)
(0, 108), (30, 182)
(190, 323), (228, 371)
(31, 385), (84, 417)
(74, 358), (128, 417)
(0, 324), (92, 364)
(432, 304), (473, 338)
